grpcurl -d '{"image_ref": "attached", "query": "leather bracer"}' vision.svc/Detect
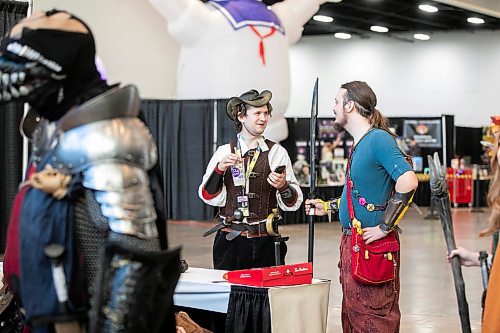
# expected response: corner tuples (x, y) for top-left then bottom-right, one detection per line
(204, 166), (224, 196)
(329, 197), (341, 212)
(316, 197), (340, 223)
(379, 189), (415, 233)
(279, 182), (298, 206)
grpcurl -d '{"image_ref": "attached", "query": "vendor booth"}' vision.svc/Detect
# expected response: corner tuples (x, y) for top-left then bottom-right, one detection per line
(175, 267), (331, 333)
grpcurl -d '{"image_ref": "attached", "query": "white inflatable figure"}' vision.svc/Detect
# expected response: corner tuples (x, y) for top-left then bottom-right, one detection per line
(149, 0), (325, 142)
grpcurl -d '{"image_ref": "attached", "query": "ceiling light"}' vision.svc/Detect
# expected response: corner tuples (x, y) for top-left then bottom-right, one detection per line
(467, 17), (485, 24)
(334, 32), (351, 39)
(418, 4), (438, 13)
(370, 25), (389, 33)
(313, 15), (334, 23)
(413, 33), (430, 40)
(326, 0), (342, 2)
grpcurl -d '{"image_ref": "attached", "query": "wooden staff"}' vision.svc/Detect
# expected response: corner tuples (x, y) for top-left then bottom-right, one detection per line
(428, 152), (471, 333)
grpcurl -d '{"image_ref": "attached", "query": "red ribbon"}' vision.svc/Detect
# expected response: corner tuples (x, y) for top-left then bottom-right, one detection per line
(249, 25), (276, 65)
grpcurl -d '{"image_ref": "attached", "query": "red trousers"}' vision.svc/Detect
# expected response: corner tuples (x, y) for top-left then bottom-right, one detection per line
(339, 234), (401, 333)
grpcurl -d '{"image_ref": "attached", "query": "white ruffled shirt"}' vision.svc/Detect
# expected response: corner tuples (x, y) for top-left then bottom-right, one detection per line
(198, 136), (303, 211)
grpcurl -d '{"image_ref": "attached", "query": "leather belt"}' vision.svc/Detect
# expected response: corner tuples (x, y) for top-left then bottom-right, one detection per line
(203, 217), (269, 241)
(222, 221), (268, 240)
(224, 221), (268, 233)
(221, 227), (268, 239)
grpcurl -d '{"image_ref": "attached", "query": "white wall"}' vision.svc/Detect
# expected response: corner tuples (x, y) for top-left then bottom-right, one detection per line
(34, 0), (180, 99)
(436, 0), (500, 17)
(32, 1), (500, 127)
(288, 31), (500, 127)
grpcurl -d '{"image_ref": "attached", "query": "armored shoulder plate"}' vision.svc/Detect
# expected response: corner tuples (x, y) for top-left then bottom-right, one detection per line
(49, 85), (159, 239)
(51, 117), (157, 173)
(59, 85), (141, 131)
(50, 85), (157, 173)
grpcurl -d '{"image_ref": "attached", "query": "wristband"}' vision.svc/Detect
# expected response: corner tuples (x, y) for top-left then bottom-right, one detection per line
(322, 200), (330, 212)
(278, 182), (289, 192)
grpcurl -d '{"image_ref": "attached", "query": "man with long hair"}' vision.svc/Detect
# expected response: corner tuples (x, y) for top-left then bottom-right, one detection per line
(306, 81), (418, 332)
(447, 116), (500, 332)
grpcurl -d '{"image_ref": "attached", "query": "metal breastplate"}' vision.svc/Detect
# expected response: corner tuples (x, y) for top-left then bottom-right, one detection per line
(221, 140), (277, 222)
(47, 85), (158, 239)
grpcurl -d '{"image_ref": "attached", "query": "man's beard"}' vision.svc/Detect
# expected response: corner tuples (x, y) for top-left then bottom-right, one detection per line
(333, 110), (348, 132)
(242, 122), (263, 137)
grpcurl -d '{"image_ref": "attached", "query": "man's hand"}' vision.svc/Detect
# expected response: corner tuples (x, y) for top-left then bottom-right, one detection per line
(217, 153), (241, 171)
(447, 247), (481, 267)
(268, 170), (287, 189)
(305, 199), (328, 216)
(362, 226), (388, 244)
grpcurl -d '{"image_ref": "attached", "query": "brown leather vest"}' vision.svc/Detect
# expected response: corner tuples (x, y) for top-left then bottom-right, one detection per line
(220, 139), (278, 222)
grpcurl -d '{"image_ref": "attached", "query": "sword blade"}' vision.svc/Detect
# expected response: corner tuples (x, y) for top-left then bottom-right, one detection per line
(308, 78), (318, 263)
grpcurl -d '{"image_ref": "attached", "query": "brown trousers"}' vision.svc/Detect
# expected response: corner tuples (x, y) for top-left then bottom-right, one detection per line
(339, 234), (401, 333)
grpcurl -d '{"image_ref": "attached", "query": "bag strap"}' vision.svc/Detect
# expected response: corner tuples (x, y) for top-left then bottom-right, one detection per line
(345, 148), (361, 233)
(345, 128), (374, 233)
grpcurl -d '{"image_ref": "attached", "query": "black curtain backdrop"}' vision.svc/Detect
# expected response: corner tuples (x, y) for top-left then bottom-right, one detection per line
(280, 118), (297, 162)
(455, 126), (483, 165)
(140, 99), (234, 221)
(216, 99), (238, 144)
(0, 1), (28, 253)
(443, 115), (455, 166)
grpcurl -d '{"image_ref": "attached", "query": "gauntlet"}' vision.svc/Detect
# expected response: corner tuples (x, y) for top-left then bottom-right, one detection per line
(379, 190), (415, 233)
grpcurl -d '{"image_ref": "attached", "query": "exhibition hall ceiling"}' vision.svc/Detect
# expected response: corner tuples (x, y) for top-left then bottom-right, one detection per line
(265, 0), (500, 41)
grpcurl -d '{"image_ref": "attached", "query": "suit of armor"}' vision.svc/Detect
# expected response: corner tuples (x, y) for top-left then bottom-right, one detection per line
(1, 10), (179, 333)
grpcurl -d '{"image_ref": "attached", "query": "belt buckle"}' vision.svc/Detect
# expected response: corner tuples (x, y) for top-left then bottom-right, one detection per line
(245, 225), (261, 238)
(245, 231), (265, 239)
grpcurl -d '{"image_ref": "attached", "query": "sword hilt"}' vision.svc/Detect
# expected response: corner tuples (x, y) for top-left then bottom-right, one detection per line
(479, 251), (490, 290)
(44, 243), (69, 313)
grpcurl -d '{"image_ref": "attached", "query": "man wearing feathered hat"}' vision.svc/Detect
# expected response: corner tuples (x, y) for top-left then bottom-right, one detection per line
(198, 89), (303, 270)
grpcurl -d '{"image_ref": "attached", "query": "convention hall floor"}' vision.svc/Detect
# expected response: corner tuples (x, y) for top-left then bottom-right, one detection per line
(169, 207), (492, 333)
